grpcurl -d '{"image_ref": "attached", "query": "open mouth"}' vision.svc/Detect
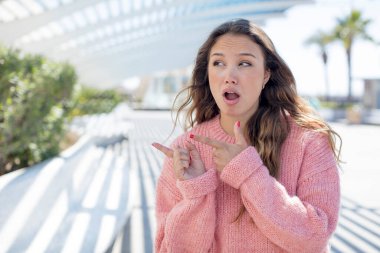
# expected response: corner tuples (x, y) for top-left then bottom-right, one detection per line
(223, 91), (240, 101)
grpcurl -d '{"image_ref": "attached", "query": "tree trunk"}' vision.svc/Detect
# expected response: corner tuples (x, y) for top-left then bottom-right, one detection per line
(322, 51), (329, 101)
(346, 46), (353, 102)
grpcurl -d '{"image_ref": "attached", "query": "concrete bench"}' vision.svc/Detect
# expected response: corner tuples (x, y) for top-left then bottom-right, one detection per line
(0, 104), (135, 253)
(107, 110), (180, 253)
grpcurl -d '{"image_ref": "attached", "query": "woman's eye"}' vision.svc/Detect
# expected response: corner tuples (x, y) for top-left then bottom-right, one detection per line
(239, 61), (252, 67)
(212, 61), (223, 66)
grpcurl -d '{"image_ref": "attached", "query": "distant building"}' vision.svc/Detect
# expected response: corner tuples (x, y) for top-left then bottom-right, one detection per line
(134, 70), (189, 110)
(363, 79), (380, 109)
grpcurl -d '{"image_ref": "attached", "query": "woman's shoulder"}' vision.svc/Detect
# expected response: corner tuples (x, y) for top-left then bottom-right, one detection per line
(284, 116), (337, 178)
(284, 116), (336, 170)
(283, 116), (335, 164)
(286, 116), (328, 143)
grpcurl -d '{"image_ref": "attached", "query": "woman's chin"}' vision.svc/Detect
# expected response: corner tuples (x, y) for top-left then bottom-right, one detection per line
(219, 107), (257, 120)
(220, 110), (242, 118)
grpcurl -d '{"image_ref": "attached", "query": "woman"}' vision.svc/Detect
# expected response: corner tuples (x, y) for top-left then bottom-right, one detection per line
(152, 19), (341, 253)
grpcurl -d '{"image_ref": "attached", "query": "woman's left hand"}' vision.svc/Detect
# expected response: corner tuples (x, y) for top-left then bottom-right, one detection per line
(191, 121), (249, 172)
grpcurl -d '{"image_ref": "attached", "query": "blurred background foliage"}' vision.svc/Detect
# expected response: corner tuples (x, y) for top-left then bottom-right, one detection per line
(68, 85), (123, 120)
(0, 44), (123, 176)
(305, 9), (375, 102)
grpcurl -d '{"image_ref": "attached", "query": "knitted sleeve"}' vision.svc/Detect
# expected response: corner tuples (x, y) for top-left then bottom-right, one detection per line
(155, 137), (218, 253)
(220, 131), (340, 253)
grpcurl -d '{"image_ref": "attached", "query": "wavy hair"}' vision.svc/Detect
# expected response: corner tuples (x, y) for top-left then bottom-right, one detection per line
(173, 19), (342, 194)
(172, 18), (342, 221)
(173, 19), (341, 175)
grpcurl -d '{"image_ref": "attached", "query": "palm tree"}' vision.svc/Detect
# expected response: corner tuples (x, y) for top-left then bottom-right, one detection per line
(332, 9), (373, 101)
(305, 31), (333, 100)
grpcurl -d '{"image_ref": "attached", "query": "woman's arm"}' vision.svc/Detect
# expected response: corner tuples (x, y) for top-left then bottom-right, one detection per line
(220, 132), (340, 253)
(155, 154), (218, 253)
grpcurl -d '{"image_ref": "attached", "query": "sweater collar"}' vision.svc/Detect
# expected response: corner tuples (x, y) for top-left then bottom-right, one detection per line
(208, 115), (236, 144)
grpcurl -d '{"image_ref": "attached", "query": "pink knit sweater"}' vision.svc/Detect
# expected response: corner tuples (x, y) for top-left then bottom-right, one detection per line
(155, 116), (340, 253)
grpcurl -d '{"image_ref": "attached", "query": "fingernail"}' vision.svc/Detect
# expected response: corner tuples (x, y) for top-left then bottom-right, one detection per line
(236, 121), (240, 127)
(189, 133), (194, 139)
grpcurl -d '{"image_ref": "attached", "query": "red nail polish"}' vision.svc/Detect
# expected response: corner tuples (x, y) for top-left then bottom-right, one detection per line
(237, 121), (240, 127)
(189, 133), (194, 139)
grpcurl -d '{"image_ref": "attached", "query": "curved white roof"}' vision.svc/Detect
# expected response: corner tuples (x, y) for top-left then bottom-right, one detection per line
(0, 0), (312, 88)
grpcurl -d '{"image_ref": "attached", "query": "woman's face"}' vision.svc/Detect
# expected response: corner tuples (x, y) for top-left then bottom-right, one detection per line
(208, 33), (270, 122)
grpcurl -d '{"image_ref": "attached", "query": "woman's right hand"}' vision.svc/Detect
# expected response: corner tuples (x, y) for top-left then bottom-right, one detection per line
(152, 140), (206, 180)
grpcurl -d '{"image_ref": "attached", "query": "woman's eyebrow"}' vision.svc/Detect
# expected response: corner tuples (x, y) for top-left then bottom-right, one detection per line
(210, 52), (224, 57)
(209, 52), (257, 58)
(239, 52), (257, 58)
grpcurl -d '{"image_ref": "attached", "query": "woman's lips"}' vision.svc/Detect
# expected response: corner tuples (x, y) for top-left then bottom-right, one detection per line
(223, 91), (240, 105)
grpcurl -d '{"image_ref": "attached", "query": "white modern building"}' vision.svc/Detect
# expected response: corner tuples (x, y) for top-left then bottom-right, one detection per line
(363, 78), (380, 109)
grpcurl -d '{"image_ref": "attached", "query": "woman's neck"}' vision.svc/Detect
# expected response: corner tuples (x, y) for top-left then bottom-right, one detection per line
(219, 114), (248, 137)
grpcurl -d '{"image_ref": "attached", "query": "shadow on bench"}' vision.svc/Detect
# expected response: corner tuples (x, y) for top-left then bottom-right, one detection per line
(0, 133), (135, 253)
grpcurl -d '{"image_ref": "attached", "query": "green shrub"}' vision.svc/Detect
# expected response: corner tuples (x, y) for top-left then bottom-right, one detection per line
(68, 86), (123, 119)
(0, 45), (77, 175)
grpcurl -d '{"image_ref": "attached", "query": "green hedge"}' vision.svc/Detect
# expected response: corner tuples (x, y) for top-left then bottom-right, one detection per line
(0, 45), (126, 176)
(68, 86), (123, 119)
(0, 45), (77, 175)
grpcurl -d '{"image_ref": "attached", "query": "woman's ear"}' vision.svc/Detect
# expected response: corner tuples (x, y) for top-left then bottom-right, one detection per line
(264, 69), (271, 85)
(262, 69), (271, 89)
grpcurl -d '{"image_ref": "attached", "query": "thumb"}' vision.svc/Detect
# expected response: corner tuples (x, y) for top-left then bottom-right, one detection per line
(185, 141), (202, 160)
(234, 121), (248, 146)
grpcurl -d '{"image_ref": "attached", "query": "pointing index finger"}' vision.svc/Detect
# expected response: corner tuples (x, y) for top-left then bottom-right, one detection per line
(152, 142), (174, 158)
(190, 134), (223, 148)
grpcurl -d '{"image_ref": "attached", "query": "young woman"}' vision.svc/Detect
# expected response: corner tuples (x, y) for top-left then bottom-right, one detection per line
(152, 19), (341, 253)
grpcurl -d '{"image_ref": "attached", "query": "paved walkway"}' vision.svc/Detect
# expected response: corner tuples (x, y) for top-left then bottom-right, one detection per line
(0, 108), (379, 253)
(108, 110), (380, 253)
(327, 122), (380, 252)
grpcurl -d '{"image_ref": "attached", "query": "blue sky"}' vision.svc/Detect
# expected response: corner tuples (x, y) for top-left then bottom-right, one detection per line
(263, 0), (380, 97)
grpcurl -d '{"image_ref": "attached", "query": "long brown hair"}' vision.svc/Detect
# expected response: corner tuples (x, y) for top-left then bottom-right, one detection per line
(173, 19), (341, 176)
(172, 19), (342, 222)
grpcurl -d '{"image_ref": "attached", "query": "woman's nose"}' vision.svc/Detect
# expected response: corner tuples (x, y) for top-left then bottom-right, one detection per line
(224, 68), (238, 84)
(225, 78), (237, 84)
